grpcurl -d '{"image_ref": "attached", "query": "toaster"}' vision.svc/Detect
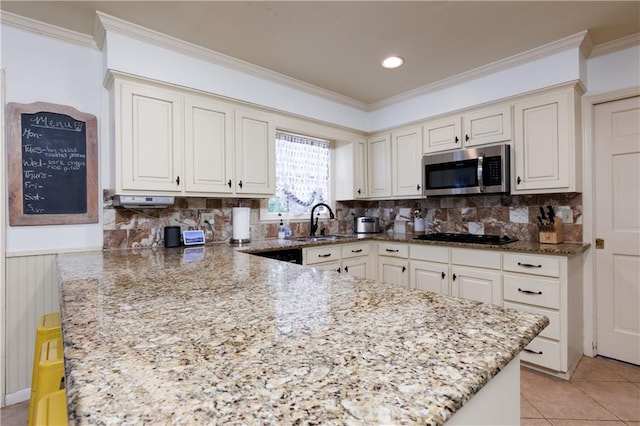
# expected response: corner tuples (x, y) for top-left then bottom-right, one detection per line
(355, 216), (381, 234)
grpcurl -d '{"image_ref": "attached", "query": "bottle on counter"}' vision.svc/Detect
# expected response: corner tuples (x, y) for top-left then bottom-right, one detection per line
(278, 219), (286, 240)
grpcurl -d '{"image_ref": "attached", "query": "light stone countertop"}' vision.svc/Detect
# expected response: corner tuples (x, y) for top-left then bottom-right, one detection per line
(58, 245), (548, 425)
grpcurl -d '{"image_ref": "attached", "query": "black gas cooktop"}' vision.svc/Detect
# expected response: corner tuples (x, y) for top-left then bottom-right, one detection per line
(414, 233), (517, 245)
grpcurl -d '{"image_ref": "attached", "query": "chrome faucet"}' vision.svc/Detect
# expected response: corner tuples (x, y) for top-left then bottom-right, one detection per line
(309, 203), (335, 236)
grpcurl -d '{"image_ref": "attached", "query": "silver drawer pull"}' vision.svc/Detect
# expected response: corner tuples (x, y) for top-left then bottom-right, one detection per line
(517, 262), (542, 268)
(385, 249), (399, 253)
(518, 288), (542, 295)
(351, 249), (363, 253)
(318, 253), (332, 258)
(524, 348), (543, 355)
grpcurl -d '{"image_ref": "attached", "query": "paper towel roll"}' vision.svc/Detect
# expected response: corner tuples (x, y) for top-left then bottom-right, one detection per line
(232, 207), (251, 242)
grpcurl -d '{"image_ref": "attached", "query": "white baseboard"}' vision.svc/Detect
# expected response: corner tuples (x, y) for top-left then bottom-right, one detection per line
(4, 388), (30, 406)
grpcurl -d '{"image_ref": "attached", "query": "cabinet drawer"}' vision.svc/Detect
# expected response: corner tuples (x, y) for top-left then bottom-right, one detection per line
(341, 242), (370, 259)
(451, 248), (501, 269)
(410, 244), (449, 263)
(304, 246), (342, 265)
(378, 243), (409, 258)
(503, 273), (560, 309)
(504, 301), (560, 340)
(310, 260), (342, 273)
(503, 253), (560, 277)
(521, 336), (562, 372)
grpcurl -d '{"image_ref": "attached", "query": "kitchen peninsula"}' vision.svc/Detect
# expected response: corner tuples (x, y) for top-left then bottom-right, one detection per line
(57, 245), (548, 425)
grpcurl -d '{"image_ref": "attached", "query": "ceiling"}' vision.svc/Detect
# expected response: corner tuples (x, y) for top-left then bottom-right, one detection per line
(2, 1), (639, 106)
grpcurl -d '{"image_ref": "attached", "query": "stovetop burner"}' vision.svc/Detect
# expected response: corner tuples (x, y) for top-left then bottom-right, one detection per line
(414, 233), (517, 245)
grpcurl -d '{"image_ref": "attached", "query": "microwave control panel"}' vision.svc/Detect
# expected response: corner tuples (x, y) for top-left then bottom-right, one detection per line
(483, 156), (502, 185)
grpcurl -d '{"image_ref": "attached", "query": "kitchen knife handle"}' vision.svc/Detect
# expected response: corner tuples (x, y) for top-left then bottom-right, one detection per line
(518, 288), (543, 295)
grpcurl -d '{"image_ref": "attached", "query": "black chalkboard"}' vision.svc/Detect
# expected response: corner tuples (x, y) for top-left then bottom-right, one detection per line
(20, 111), (88, 215)
(8, 102), (98, 226)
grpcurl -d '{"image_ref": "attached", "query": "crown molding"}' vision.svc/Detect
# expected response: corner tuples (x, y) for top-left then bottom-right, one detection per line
(94, 12), (369, 111)
(590, 32), (640, 58)
(0, 10), (97, 50)
(370, 30), (589, 110)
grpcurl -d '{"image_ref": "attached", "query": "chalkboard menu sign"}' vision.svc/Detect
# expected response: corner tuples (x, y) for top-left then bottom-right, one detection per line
(7, 102), (98, 226)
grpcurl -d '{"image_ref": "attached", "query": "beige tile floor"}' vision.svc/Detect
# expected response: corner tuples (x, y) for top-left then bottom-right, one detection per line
(1, 356), (639, 425)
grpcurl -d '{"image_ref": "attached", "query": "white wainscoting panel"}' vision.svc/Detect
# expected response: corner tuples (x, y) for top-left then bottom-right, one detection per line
(4, 254), (59, 403)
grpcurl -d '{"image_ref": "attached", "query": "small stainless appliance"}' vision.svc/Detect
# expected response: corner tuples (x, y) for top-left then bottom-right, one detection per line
(422, 143), (510, 196)
(354, 216), (381, 234)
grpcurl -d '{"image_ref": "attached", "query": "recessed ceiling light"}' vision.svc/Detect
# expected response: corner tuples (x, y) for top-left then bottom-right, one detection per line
(382, 56), (404, 69)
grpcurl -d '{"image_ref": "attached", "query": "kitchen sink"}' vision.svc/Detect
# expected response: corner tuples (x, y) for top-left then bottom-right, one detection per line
(291, 235), (354, 242)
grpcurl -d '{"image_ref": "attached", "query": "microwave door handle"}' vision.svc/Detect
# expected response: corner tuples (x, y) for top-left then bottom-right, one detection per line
(477, 154), (484, 192)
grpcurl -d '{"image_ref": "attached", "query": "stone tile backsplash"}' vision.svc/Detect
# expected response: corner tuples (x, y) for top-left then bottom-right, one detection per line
(102, 190), (582, 249)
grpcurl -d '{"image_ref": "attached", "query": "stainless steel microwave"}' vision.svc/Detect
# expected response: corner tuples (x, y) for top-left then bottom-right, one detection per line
(422, 144), (510, 196)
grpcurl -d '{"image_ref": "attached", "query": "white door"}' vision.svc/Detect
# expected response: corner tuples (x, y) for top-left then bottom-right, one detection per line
(234, 108), (275, 195)
(367, 134), (392, 197)
(595, 96), (640, 365)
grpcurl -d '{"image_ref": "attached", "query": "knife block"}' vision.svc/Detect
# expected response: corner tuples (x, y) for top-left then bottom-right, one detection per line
(539, 221), (563, 244)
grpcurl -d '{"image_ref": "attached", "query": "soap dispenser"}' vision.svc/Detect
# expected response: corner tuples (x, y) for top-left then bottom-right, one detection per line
(278, 217), (286, 240)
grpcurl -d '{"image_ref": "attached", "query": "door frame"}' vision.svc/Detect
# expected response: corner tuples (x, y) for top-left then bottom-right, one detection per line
(1, 68), (6, 406)
(581, 86), (640, 357)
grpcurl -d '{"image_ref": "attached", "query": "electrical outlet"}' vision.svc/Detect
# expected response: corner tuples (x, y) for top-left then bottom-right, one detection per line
(561, 208), (573, 224)
(201, 212), (215, 225)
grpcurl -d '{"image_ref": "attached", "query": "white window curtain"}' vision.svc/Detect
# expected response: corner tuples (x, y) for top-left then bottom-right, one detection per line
(268, 132), (330, 217)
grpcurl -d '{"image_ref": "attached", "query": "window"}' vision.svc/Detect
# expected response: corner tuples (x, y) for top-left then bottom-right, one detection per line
(262, 131), (331, 220)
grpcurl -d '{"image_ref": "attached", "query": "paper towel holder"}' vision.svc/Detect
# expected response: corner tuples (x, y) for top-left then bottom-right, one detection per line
(230, 206), (251, 246)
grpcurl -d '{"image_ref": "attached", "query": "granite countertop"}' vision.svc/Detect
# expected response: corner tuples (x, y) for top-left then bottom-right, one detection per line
(240, 232), (590, 256)
(58, 246), (548, 425)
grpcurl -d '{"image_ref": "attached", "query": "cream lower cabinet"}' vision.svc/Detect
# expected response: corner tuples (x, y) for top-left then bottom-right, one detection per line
(502, 252), (583, 378)
(341, 242), (372, 278)
(110, 72), (275, 197)
(409, 244), (450, 295)
(377, 243), (409, 288)
(303, 245), (342, 272)
(450, 248), (502, 306)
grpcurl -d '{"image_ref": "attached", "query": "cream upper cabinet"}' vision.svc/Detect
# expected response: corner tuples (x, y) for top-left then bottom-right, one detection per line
(391, 127), (423, 197)
(116, 78), (184, 193)
(423, 116), (462, 153)
(184, 96), (234, 194)
(110, 73), (275, 198)
(512, 85), (582, 194)
(234, 108), (276, 195)
(367, 133), (392, 198)
(464, 105), (512, 147)
(423, 104), (512, 153)
(335, 137), (368, 200)
(353, 138), (368, 199)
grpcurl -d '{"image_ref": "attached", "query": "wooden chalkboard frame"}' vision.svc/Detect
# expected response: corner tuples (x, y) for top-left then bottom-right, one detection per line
(7, 102), (98, 225)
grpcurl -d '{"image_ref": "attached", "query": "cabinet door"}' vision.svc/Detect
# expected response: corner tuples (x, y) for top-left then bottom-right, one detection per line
(184, 96), (234, 194)
(410, 260), (449, 295)
(512, 90), (572, 192)
(310, 261), (342, 273)
(392, 127), (423, 197)
(378, 257), (409, 288)
(423, 116), (462, 153)
(463, 105), (512, 147)
(342, 257), (369, 278)
(119, 81), (183, 192)
(354, 138), (368, 198)
(367, 134), (392, 197)
(451, 266), (502, 306)
(235, 108), (275, 195)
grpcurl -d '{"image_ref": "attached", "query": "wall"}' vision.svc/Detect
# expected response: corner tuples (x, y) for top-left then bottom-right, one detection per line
(2, 25), (103, 254)
(103, 190), (583, 250)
